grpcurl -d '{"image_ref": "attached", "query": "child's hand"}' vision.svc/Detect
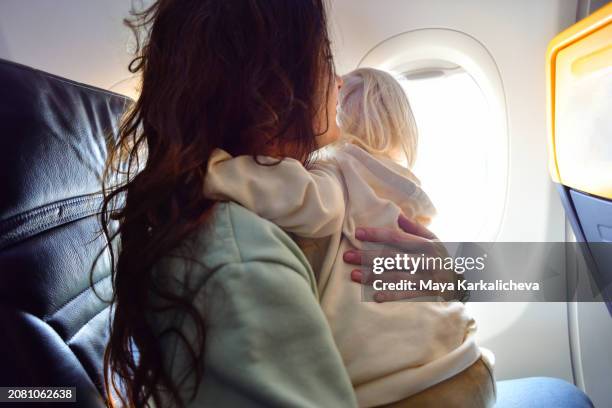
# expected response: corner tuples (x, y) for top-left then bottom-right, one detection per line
(344, 215), (463, 302)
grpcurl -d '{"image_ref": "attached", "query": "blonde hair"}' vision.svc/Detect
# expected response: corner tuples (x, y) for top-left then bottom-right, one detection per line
(338, 68), (418, 167)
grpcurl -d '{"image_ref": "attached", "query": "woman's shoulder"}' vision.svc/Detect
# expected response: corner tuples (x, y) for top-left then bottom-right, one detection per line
(209, 201), (313, 265)
(152, 202), (357, 408)
(149, 202), (358, 407)
(158, 201), (318, 293)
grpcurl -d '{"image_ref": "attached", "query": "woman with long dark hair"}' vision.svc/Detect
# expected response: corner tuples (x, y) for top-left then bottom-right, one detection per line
(101, 1), (351, 406)
(101, 0), (435, 406)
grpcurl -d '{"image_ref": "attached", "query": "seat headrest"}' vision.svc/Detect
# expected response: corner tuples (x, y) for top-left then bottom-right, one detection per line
(0, 58), (130, 250)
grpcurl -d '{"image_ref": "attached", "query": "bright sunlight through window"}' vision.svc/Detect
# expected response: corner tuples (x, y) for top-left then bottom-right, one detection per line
(398, 67), (494, 242)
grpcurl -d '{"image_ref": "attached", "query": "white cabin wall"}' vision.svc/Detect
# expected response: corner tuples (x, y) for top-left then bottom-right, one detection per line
(0, 0), (133, 91)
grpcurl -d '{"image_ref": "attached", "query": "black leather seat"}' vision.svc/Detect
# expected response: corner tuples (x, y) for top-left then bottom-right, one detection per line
(0, 59), (130, 407)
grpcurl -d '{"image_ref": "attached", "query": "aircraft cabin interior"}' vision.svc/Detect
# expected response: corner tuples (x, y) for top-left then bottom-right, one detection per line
(0, 1), (611, 407)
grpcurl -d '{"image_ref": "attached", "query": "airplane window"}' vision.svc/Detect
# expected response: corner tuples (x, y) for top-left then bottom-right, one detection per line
(359, 29), (508, 242)
(398, 66), (492, 241)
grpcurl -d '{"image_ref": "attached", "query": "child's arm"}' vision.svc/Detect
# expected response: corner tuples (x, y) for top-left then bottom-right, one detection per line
(204, 150), (345, 238)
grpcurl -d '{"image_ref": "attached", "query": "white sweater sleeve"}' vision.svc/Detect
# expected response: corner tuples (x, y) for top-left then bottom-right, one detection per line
(204, 149), (345, 238)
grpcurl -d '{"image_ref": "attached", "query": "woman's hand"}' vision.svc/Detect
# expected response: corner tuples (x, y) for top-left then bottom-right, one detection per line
(344, 215), (462, 302)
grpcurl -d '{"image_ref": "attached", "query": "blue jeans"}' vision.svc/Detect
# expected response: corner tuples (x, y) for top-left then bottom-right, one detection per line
(496, 377), (594, 408)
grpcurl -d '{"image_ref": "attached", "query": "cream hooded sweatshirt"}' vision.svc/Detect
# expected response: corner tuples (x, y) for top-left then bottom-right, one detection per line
(204, 143), (489, 407)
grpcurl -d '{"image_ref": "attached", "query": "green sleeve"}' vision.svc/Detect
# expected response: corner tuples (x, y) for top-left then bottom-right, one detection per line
(170, 259), (357, 408)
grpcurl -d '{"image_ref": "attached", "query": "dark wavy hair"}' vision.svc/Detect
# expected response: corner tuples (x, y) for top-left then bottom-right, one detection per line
(100, 0), (336, 406)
